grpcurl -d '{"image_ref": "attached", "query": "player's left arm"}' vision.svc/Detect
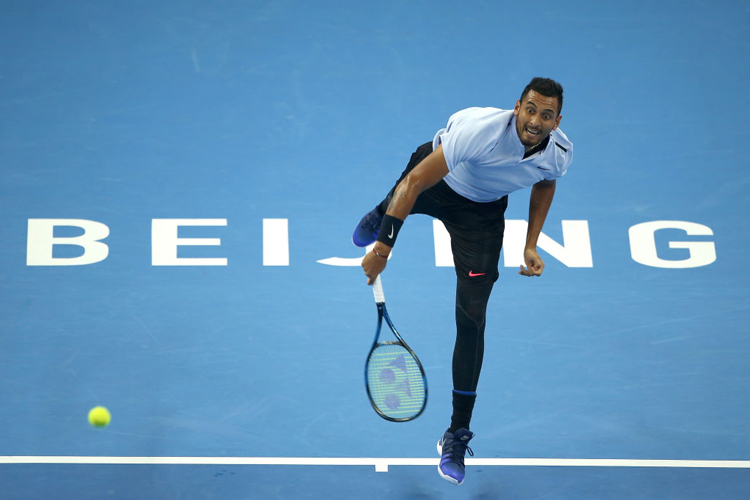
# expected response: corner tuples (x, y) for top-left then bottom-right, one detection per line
(519, 178), (556, 277)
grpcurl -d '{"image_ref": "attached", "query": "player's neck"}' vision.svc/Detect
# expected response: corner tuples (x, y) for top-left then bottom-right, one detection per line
(523, 135), (549, 158)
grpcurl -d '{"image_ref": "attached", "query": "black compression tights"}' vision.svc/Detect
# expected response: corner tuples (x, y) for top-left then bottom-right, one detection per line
(452, 277), (495, 392)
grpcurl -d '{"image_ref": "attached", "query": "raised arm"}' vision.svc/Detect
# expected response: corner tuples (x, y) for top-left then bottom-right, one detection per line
(362, 144), (449, 284)
(519, 178), (556, 277)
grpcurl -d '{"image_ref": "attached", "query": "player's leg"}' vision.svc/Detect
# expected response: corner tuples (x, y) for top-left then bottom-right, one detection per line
(447, 215), (504, 418)
(436, 277), (494, 485)
(398, 181), (506, 433)
(436, 196), (507, 485)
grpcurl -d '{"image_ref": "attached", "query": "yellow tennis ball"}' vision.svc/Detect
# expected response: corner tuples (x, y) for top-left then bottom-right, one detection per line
(88, 406), (111, 427)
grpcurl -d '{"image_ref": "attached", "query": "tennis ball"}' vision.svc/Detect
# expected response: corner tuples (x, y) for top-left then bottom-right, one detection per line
(88, 406), (111, 428)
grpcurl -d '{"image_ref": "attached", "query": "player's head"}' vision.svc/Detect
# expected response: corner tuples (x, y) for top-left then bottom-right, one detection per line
(514, 77), (564, 148)
(520, 77), (563, 115)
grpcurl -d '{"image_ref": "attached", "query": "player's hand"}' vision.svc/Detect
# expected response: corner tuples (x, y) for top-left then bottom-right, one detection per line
(519, 247), (545, 277)
(362, 246), (390, 285)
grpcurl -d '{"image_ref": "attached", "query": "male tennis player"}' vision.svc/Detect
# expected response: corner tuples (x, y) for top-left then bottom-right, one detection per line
(353, 77), (573, 485)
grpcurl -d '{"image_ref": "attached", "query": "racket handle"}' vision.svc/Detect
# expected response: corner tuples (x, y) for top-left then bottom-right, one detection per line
(372, 275), (385, 304)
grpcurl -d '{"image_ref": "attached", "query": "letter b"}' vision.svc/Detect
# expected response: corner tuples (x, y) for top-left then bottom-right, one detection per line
(27, 219), (110, 266)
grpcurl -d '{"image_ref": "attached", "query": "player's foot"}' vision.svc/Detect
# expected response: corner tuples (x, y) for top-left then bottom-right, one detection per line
(352, 206), (383, 247)
(437, 428), (474, 485)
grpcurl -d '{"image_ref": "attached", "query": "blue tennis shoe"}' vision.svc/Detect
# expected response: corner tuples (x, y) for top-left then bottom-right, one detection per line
(437, 428), (474, 485)
(352, 206), (383, 247)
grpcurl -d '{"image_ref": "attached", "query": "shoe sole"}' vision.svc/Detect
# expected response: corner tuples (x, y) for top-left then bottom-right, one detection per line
(351, 236), (375, 248)
(436, 439), (463, 485)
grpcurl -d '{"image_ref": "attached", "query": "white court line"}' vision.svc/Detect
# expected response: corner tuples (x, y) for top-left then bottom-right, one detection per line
(2, 457), (750, 472)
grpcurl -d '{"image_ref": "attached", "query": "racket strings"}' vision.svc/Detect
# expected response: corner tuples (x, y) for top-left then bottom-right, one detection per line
(367, 342), (426, 420)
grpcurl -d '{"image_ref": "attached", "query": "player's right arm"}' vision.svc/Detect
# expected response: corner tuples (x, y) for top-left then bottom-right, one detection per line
(384, 144), (449, 220)
(362, 144), (449, 284)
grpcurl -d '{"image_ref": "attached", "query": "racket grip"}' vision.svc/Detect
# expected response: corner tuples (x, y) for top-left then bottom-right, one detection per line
(372, 275), (385, 304)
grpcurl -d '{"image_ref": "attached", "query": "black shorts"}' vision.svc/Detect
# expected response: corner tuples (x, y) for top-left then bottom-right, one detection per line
(382, 142), (508, 284)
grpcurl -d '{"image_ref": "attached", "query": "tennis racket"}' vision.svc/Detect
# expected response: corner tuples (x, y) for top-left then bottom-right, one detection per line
(365, 275), (427, 422)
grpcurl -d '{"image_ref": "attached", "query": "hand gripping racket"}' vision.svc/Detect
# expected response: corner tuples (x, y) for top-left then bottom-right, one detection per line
(365, 275), (427, 422)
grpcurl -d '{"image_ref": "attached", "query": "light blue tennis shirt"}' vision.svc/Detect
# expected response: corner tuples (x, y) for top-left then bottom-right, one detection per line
(433, 107), (573, 203)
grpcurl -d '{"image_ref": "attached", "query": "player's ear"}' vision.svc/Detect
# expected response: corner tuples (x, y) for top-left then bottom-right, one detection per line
(513, 100), (521, 115)
(553, 114), (562, 130)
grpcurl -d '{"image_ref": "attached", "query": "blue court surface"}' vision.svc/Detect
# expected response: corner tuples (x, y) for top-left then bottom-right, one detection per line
(1, 1), (749, 498)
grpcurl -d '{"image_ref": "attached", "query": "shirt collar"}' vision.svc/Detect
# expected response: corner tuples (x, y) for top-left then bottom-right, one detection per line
(523, 135), (550, 159)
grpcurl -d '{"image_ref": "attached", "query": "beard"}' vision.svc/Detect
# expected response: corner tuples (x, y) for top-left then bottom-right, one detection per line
(516, 122), (546, 148)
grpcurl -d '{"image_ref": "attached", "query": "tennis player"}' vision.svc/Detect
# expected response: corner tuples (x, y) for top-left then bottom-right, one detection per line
(353, 77), (573, 485)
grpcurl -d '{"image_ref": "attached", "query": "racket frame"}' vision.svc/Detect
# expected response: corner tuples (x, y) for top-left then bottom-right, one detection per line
(364, 276), (428, 422)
